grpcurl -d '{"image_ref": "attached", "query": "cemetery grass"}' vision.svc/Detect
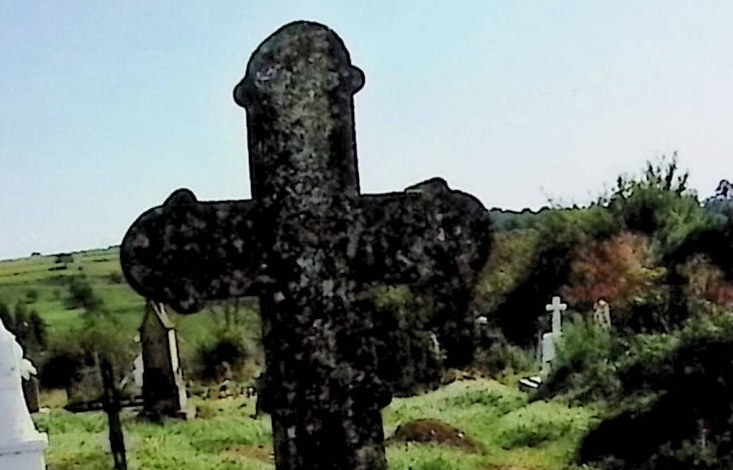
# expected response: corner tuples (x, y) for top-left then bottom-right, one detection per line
(37, 378), (598, 470)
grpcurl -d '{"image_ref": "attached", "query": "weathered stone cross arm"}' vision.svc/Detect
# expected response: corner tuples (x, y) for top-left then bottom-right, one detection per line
(120, 21), (493, 470)
(120, 179), (491, 314)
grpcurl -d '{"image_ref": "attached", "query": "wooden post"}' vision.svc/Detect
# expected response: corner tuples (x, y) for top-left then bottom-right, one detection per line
(100, 356), (126, 470)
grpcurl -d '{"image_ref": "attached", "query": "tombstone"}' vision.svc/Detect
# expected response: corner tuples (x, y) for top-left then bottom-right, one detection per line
(592, 299), (612, 330)
(541, 296), (567, 375)
(0, 318), (48, 470)
(139, 301), (193, 420)
(100, 356), (127, 470)
(119, 21), (491, 470)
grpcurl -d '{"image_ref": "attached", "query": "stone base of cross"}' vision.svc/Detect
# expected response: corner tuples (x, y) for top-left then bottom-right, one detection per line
(540, 296), (567, 376)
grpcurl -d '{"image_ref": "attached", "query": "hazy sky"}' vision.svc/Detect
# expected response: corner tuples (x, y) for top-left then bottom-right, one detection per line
(2, 1), (733, 260)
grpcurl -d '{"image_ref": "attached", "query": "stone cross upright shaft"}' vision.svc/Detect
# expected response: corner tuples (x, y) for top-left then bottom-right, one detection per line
(546, 295), (567, 334)
(120, 21), (492, 470)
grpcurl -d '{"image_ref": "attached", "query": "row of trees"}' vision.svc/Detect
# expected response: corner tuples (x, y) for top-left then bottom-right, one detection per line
(474, 155), (733, 347)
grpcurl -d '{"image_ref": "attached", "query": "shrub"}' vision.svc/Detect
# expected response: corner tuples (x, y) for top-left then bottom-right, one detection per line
(54, 253), (74, 264)
(578, 312), (733, 470)
(39, 330), (87, 389)
(64, 275), (102, 311)
(193, 327), (253, 382)
(471, 335), (535, 378)
(106, 271), (124, 284)
(371, 286), (443, 397)
(535, 318), (623, 404)
(560, 232), (664, 313)
(25, 289), (39, 304)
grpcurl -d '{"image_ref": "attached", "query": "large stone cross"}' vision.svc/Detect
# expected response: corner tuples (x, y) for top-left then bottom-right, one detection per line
(120, 21), (491, 470)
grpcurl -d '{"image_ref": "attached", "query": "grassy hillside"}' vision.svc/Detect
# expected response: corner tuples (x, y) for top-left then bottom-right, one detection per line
(36, 378), (598, 470)
(0, 248), (227, 367)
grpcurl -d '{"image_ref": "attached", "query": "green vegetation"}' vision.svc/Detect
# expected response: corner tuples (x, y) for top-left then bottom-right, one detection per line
(0, 249), (247, 386)
(35, 379), (595, 470)
(7, 155), (733, 469)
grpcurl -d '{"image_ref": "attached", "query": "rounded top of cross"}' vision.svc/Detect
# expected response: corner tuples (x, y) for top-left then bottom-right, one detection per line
(233, 21), (365, 109)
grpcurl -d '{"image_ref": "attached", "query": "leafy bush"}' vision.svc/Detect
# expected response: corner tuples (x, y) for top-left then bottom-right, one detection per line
(605, 155), (708, 253)
(39, 330), (87, 389)
(471, 335), (535, 378)
(535, 317), (623, 404)
(106, 271), (124, 284)
(578, 312), (733, 470)
(560, 232), (664, 312)
(64, 275), (103, 311)
(192, 327), (253, 382)
(371, 286), (444, 397)
(25, 289), (39, 304)
(54, 253), (74, 264)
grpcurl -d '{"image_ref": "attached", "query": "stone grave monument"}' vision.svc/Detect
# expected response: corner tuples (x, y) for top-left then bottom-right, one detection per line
(592, 299), (612, 330)
(119, 21), (492, 470)
(139, 300), (193, 420)
(519, 295), (568, 391)
(541, 295), (567, 374)
(0, 318), (48, 470)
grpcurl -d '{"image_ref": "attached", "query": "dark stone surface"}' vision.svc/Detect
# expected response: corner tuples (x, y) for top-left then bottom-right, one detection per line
(121, 21), (491, 470)
(22, 377), (40, 413)
(101, 356), (127, 470)
(139, 301), (191, 420)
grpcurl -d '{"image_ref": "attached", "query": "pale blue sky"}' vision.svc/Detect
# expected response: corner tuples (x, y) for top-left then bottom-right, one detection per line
(2, 1), (733, 260)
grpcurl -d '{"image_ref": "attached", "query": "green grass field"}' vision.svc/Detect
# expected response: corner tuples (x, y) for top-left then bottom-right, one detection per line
(36, 379), (598, 470)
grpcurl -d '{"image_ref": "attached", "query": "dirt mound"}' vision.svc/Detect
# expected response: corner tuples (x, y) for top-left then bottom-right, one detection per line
(224, 445), (273, 463)
(387, 419), (481, 451)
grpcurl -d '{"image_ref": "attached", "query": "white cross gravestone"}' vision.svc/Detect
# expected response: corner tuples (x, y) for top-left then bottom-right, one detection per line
(541, 296), (567, 376)
(519, 296), (568, 391)
(0, 318), (48, 470)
